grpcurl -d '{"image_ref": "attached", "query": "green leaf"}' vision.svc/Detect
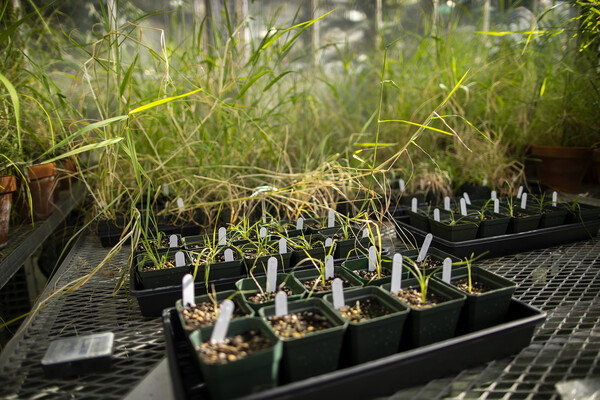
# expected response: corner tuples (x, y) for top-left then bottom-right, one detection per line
(42, 138), (124, 164)
(0, 71), (21, 151)
(128, 88), (202, 115)
(237, 71), (272, 99)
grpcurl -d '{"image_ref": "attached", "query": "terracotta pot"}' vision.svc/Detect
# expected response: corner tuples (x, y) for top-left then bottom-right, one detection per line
(0, 175), (17, 249)
(530, 145), (592, 194)
(58, 158), (77, 191)
(18, 162), (58, 221)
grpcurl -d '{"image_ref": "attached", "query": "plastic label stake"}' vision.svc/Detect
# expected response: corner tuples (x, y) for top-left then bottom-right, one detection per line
(491, 190), (497, 200)
(162, 183), (170, 196)
(494, 199), (500, 214)
(433, 208), (440, 222)
(176, 197), (184, 212)
(275, 292), (288, 317)
(182, 274), (195, 307)
(266, 257), (277, 293)
(463, 192), (472, 206)
(331, 278), (345, 310)
(460, 198), (468, 216)
(442, 258), (452, 284)
(210, 300), (234, 344)
(259, 227), (267, 239)
(444, 196), (451, 211)
(175, 251), (185, 267)
(368, 246), (377, 272)
(517, 186), (524, 199)
(169, 234), (178, 248)
(399, 179), (406, 192)
(411, 197), (418, 213)
(279, 238), (287, 254)
(217, 227), (226, 246)
(296, 217), (304, 230)
(521, 193), (528, 210)
(417, 234), (433, 263)
(325, 238), (333, 248)
(391, 253), (403, 294)
(419, 178), (424, 190)
(224, 248), (234, 262)
(362, 226), (370, 238)
(325, 255), (334, 280)
(328, 209), (335, 228)
(552, 191), (558, 207)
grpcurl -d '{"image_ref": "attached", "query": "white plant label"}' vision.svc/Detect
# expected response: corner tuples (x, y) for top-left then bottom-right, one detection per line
(182, 274), (195, 307)
(275, 291), (288, 317)
(362, 226), (370, 238)
(259, 227), (267, 239)
(491, 190), (497, 200)
(521, 193), (528, 210)
(517, 186), (524, 199)
(399, 179), (406, 192)
(328, 209), (335, 228)
(419, 178), (424, 190)
(494, 199), (500, 214)
(325, 238), (333, 248)
(391, 253), (403, 294)
(433, 208), (440, 222)
(417, 233), (433, 263)
(463, 192), (472, 206)
(279, 238), (287, 254)
(210, 300), (234, 344)
(296, 217), (304, 230)
(324, 255), (334, 280)
(162, 183), (170, 196)
(169, 234), (178, 248)
(266, 257), (277, 293)
(224, 248), (234, 262)
(552, 191), (558, 207)
(176, 197), (184, 212)
(411, 197), (418, 213)
(460, 198), (468, 216)
(368, 246), (377, 272)
(331, 278), (345, 310)
(442, 258), (452, 284)
(175, 251), (185, 267)
(444, 196), (451, 211)
(218, 227), (226, 246)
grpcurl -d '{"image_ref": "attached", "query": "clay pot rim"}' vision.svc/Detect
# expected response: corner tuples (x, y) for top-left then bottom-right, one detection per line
(530, 144), (593, 159)
(0, 175), (17, 193)
(27, 162), (57, 181)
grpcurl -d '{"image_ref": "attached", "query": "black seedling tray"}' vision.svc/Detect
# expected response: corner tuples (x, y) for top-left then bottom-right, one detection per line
(394, 216), (600, 259)
(162, 299), (545, 400)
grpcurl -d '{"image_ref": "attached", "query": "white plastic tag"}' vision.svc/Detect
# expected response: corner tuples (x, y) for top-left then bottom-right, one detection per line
(218, 227), (226, 246)
(463, 192), (472, 206)
(552, 191), (558, 207)
(494, 198), (500, 214)
(325, 238), (333, 248)
(324, 255), (334, 280)
(399, 179), (406, 192)
(162, 183), (170, 196)
(328, 209), (335, 228)
(417, 234), (433, 263)
(419, 178), (424, 190)
(442, 258), (452, 284)
(169, 234), (178, 248)
(391, 253), (402, 294)
(521, 193), (528, 210)
(296, 217), (303, 230)
(175, 251), (185, 267)
(444, 196), (451, 211)
(275, 291), (288, 317)
(368, 246), (377, 272)
(259, 227), (267, 239)
(433, 208), (440, 222)
(182, 274), (195, 307)
(362, 227), (369, 238)
(460, 198), (468, 216)
(176, 197), (184, 212)
(517, 186), (523, 199)
(491, 190), (497, 200)
(279, 238), (287, 254)
(266, 257), (277, 293)
(210, 300), (234, 344)
(331, 278), (345, 310)
(224, 248), (234, 262)
(411, 197), (418, 213)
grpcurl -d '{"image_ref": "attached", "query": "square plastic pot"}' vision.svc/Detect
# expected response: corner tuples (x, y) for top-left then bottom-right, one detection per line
(235, 273), (307, 312)
(292, 266), (363, 297)
(429, 217), (479, 242)
(135, 250), (192, 289)
(408, 209), (430, 232)
(538, 206), (568, 228)
(507, 209), (542, 233)
(341, 255), (410, 286)
(475, 212), (511, 238)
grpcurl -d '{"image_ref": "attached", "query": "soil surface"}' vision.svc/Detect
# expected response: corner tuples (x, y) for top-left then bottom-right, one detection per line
(246, 285), (294, 303)
(339, 298), (391, 322)
(197, 330), (273, 364)
(140, 255), (178, 271)
(268, 310), (334, 338)
(181, 300), (249, 330)
(354, 268), (389, 282)
(392, 288), (444, 309)
(412, 256), (442, 271)
(301, 276), (352, 292)
(452, 278), (491, 295)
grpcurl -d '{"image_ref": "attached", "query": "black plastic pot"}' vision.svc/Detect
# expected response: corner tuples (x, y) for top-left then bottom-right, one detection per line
(187, 248), (246, 281)
(258, 298), (347, 383)
(402, 247), (461, 277)
(429, 217), (479, 242)
(288, 234), (328, 267)
(324, 286), (410, 366)
(408, 209), (430, 232)
(135, 250), (192, 289)
(433, 266), (516, 333)
(235, 273), (307, 312)
(538, 206), (568, 228)
(382, 278), (466, 349)
(292, 266), (363, 297)
(507, 209), (542, 233)
(564, 203), (600, 223)
(475, 211), (511, 238)
(189, 317), (282, 400)
(341, 255), (410, 286)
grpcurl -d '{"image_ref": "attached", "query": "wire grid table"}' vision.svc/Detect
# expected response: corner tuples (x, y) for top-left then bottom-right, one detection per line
(0, 227), (599, 400)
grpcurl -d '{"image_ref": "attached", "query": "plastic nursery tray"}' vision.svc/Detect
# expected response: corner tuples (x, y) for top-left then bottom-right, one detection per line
(162, 299), (545, 400)
(394, 216), (600, 259)
(129, 252), (387, 317)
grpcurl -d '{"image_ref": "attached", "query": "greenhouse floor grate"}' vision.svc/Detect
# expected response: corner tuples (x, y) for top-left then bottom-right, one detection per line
(0, 228), (598, 399)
